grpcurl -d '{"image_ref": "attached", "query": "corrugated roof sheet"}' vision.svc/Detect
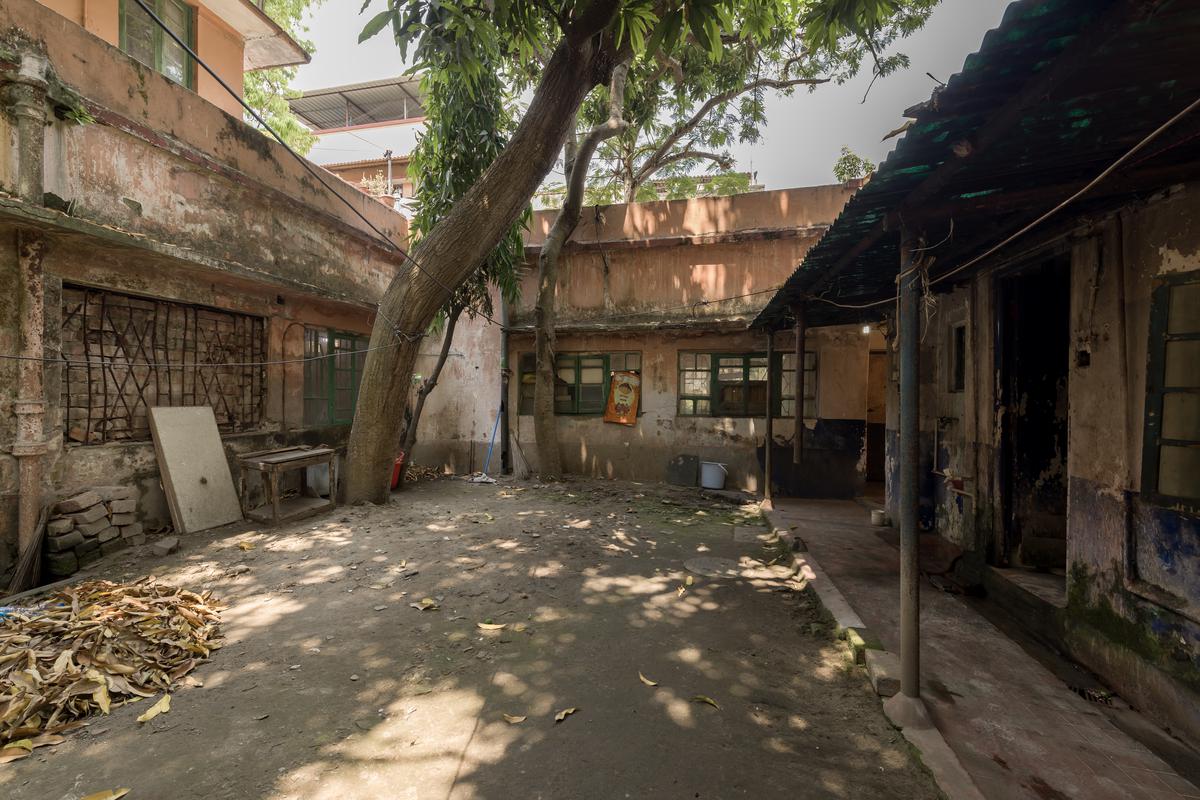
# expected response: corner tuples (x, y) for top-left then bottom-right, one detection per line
(289, 76), (426, 131)
(755, 0), (1200, 329)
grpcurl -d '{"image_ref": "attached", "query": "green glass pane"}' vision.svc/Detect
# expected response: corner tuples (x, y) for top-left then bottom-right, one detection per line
(1158, 444), (1200, 499)
(1164, 340), (1200, 387)
(579, 367), (604, 384)
(696, 354), (711, 369)
(1163, 392), (1200, 441)
(1168, 282), (1200, 334)
(123, 3), (156, 68)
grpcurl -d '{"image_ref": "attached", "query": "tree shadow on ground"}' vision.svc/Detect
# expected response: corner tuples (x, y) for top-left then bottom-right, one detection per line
(2, 479), (939, 800)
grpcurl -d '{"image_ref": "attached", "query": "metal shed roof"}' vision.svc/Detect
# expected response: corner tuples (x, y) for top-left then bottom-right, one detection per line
(289, 76), (427, 131)
(754, 0), (1200, 330)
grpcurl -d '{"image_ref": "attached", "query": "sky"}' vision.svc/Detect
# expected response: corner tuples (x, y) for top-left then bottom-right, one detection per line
(295, 0), (1014, 187)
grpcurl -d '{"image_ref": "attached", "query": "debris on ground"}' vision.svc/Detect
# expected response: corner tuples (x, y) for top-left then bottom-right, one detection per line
(0, 578), (222, 758)
(405, 465), (441, 483)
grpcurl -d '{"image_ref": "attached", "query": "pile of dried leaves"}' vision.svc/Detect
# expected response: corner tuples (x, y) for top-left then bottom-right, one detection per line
(405, 465), (441, 482)
(0, 578), (222, 761)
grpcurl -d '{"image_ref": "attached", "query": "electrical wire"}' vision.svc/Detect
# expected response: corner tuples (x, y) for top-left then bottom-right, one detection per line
(129, 0), (501, 340)
(807, 94), (1200, 312)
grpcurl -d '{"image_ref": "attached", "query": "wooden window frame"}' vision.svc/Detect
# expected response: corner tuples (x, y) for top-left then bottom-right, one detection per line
(120, 0), (197, 90)
(517, 351), (641, 416)
(303, 328), (369, 426)
(678, 351), (817, 419)
(1141, 271), (1200, 511)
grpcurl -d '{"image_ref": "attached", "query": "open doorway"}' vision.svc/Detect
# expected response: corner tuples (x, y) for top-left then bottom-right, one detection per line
(863, 350), (888, 499)
(998, 256), (1070, 589)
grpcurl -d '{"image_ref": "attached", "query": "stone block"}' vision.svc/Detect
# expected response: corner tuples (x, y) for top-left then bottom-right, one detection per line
(152, 536), (180, 556)
(70, 504), (108, 525)
(865, 649), (902, 698)
(101, 538), (129, 556)
(93, 486), (136, 502)
(97, 526), (121, 543)
(47, 530), (85, 552)
(125, 532), (147, 546)
(48, 517), (75, 535)
(57, 491), (102, 513)
(78, 518), (111, 537)
(75, 537), (100, 557)
(46, 550), (79, 577)
(109, 512), (136, 526)
(107, 497), (137, 514)
(121, 523), (144, 539)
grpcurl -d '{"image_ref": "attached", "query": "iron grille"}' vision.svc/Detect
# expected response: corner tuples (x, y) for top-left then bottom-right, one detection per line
(61, 286), (266, 444)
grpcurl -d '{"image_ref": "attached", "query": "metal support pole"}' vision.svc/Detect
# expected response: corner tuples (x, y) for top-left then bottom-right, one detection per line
(793, 304), (806, 465)
(898, 237), (921, 698)
(764, 328), (774, 507)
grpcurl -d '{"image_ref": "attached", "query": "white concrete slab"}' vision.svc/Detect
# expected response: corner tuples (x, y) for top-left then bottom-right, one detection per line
(148, 406), (242, 534)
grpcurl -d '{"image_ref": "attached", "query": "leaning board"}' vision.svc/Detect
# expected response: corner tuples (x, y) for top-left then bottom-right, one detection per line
(148, 406), (243, 534)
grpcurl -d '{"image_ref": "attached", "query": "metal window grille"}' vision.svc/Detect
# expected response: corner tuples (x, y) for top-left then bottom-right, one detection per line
(61, 286), (266, 444)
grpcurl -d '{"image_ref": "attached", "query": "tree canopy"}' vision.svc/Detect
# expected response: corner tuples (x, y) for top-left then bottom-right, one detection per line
(244, 0), (324, 155)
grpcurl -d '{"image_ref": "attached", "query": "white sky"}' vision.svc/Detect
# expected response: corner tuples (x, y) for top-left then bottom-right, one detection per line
(295, 0), (1014, 187)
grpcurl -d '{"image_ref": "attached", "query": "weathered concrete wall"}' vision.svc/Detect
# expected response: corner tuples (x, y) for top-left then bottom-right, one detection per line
(506, 325), (872, 491)
(890, 184), (1200, 744)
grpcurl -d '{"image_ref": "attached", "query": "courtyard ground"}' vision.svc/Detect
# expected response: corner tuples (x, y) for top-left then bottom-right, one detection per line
(2, 477), (941, 800)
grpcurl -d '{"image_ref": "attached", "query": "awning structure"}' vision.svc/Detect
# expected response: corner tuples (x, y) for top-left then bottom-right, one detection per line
(288, 76), (427, 131)
(754, 0), (1200, 331)
(201, 0), (311, 70)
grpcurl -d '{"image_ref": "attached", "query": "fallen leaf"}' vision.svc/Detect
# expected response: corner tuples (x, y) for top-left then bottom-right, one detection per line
(477, 622), (506, 631)
(554, 707), (578, 723)
(502, 714), (526, 724)
(0, 747), (31, 764)
(676, 585), (686, 598)
(237, 541), (255, 551)
(685, 575), (694, 587)
(638, 672), (658, 687)
(690, 695), (721, 711)
(81, 791), (131, 800)
(137, 694), (171, 723)
(7, 739), (33, 752)
(410, 598), (440, 611)
(512, 622), (529, 633)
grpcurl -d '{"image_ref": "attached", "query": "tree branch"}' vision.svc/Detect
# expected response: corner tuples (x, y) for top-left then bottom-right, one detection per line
(631, 74), (829, 188)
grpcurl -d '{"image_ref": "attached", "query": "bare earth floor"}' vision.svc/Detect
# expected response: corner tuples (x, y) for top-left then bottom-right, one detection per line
(3, 478), (941, 800)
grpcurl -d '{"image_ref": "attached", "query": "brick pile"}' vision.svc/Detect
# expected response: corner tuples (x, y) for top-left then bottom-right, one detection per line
(45, 487), (144, 577)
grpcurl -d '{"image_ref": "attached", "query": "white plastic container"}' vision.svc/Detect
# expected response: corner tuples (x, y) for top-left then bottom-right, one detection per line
(699, 461), (727, 490)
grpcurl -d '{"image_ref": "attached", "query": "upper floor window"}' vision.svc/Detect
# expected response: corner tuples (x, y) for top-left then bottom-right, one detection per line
(121, 0), (196, 90)
(1143, 274), (1200, 506)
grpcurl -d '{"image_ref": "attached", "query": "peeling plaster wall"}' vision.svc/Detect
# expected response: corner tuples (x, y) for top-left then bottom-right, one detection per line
(504, 325), (872, 491)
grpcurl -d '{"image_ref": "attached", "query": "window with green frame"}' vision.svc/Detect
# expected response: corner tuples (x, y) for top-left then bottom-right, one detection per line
(678, 351), (816, 418)
(516, 351), (641, 415)
(304, 329), (369, 426)
(1142, 273), (1200, 506)
(120, 0), (196, 89)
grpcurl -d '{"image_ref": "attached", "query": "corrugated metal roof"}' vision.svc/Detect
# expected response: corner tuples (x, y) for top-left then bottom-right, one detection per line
(289, 76), (426, 131)
(754, 0), (1200, 329)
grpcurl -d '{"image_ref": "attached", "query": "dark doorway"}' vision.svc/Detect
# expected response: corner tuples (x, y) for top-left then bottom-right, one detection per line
(864, 351), (887, 484)
(998, 257), (1070, 572)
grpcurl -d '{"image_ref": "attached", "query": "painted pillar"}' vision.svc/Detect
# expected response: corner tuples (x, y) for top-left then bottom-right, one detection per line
(898, 237), (921, 698)
(793, 303), (806, 466)
(764, 328), (774, 507)
(4, 54), (51, 567)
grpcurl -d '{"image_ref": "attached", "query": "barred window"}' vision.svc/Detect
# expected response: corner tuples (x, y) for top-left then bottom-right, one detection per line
(61, 286), (265, 444)
(1143, 274), (1200, 505)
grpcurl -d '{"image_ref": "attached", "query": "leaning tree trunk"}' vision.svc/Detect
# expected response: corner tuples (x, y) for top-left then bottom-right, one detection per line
(344, 18), (624, 504)
(533, 62), (630, 480)
(395, 304), (462, 489)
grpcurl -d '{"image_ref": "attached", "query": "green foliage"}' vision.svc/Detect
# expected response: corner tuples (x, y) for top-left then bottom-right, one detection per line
(832, 145), (875, 182)
(243, 0), (323, 155)
(408, 62), (527, 322)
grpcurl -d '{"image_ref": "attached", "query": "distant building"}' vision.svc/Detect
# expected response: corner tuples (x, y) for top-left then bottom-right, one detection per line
(289, 76), (426, 210)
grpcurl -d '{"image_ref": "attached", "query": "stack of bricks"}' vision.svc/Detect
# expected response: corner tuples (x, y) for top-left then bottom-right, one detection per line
(45, 487), (145, 578)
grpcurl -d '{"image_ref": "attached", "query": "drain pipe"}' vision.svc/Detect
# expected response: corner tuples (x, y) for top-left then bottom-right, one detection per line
(6, 54), (51, 563)
(499, 293), (511, 474)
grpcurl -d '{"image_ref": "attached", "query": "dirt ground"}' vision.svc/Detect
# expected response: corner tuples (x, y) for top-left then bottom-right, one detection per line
(3, 477), (942, 800)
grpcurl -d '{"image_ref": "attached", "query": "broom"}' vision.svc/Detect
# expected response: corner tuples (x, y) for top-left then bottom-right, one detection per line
(5, 506), (49, 595)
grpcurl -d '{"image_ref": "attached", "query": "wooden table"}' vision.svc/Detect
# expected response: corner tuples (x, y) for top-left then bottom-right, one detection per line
(237, 446), (337, 525)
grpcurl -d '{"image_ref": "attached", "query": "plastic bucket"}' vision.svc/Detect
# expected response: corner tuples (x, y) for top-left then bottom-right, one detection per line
(699, 461), (727, 490)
